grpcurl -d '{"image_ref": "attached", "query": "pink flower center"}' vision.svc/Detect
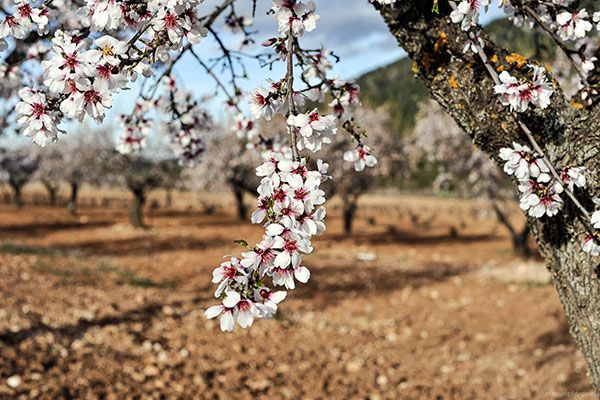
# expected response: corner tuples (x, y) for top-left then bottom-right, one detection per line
(96, 65), (112, 79)
(163, 14), (178, 29)
(83, 89), (101, 105)
(63, 54), (79, 70)
(292, 165), (307, 176)
(284, 240), (297, 253)
(308, 112), (320, 123)
(294, 188), (308, 201)
(273, 188), (287, 202)
(238, 300), (251, 312)
(223, 265), (237, 279)
(31, 102), (46, 119)
(4, 16), (17, 27)
(254, 93), (266, 106)
(258, 248), (274, 262)
(17, 4), (33, 18)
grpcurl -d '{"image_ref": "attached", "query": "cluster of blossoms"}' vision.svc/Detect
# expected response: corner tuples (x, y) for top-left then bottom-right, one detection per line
(494, 65), (553, 112)
(0, 0), (50, 50)
(449, 0), (600, 78)
(205, 153), (328, 331)
(205, 0), (378, 330)
(11, 0), (212, 150)
(287, 109), (337, 152)
(500, 142), (586, 218)
(156, 78), (212, 166)
(273, 0), (320, 37)
(499, 142), (597, 256)
(116, 101), (152, 155)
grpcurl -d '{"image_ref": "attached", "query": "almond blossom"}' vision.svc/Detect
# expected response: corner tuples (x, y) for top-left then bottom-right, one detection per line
(555, 9), (593, 41)
(450, 0), (490, 32)
(344, 145), (378, 172)
(287, 110), (337, 152)
(206, 151), (327, 331)
(493, 65), (553, 112)
(15, 88), (59, 146)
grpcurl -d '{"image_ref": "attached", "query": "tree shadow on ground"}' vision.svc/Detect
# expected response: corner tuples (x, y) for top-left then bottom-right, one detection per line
(293, 262), (469, 309)
(0, 291), (212, 347)
(0, 221), (114, 238)
(323, 226), (499, 246)
(51, 235), (229, 256)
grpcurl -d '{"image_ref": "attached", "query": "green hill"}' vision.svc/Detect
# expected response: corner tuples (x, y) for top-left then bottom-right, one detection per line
(356, 18), (555, 134)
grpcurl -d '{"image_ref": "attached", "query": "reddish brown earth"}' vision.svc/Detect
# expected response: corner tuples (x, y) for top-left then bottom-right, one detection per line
(0, 187), (596, 399)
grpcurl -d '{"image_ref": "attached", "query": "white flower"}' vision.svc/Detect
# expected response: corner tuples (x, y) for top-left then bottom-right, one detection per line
(582, 234), (600, 256)
(204, 304), (235, 332)
(556, 10), (592, 41)
(254, 289), (287, 318)
(494, 66), (553, 112)
(592, 211), (600, 229)
(560, 167), (586, 191)
(83, 35), (127, 65)
(344, 145), (378, 171)
(87, 0), (123, 32)
(60, 80), (112, 122)
(520, 190), (563, 218)
(249, 86), (282, 120)
(0, 15), (29, 40)
(271, 264), (310, 289)
(16, 88), (58, 146)
(287, 110), (337, 152)
(529, 65), (553, 109)
(276, 1), (320, 37)
(450, 0), (489, 31)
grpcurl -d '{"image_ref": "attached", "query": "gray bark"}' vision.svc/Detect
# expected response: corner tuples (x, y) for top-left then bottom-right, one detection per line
(373, 1), (600, 389)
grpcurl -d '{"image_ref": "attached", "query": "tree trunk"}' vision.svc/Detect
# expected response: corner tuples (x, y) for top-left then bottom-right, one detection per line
(43, 183), (57, 206)
(373, 1), (600, 388)
(68, 181), (79, 215)
(232, 185), (247, 221)
(491, 201), (532, 257)
(9, 181), (22, 208)
(130, 189), (146, 228)
(165, 189), (173, 209)
(342, 197), (358, 235)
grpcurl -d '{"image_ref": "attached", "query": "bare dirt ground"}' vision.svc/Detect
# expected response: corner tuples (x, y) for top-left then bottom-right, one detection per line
(0, 186), (596, 399)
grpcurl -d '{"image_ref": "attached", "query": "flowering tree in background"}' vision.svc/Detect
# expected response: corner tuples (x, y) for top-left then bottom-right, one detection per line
(320, 106), (405, 234)
(2, 0), (600, 388)
(60, 129), (115, 214)
(33, 144), (63, 205)
(111, 155), (179, 228)
(186, 130), (261, 220)
(0, 148), (38, 208)
(410, 100), (533, 255)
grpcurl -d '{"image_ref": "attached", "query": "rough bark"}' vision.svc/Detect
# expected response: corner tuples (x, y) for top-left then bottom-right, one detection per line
(373, 1), (600, 389)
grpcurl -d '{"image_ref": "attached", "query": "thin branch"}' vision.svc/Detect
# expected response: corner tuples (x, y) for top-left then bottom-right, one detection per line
(286, 34), (300, 162)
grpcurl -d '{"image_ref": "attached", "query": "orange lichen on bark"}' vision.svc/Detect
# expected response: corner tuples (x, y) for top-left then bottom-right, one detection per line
(505, 53), (527, 68)
(434, 32), (448, 53)
(449, 75), (459, 89)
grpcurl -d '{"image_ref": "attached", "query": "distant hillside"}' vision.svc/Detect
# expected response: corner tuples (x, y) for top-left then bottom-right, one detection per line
(357, 18), (555, 134)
